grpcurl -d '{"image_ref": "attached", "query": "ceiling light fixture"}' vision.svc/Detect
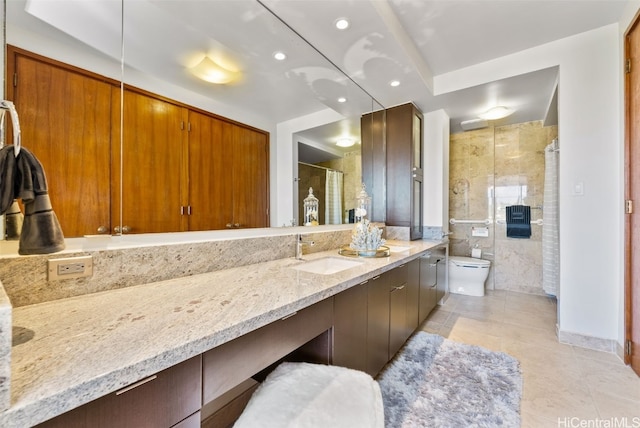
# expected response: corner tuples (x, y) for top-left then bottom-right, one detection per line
(478, 106), (514, 120)
(336, 137), (356, 147)
(189, 56), (238, 84)
(335, 18), (349, 30)
(390, 80), (400, 87)
(273, 51), (287, 61)
(337, 97), (347, 103)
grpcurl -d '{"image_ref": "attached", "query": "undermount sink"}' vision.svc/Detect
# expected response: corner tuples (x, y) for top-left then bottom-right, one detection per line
(386, 245), (413, 253)
(292, 257), (363, 275)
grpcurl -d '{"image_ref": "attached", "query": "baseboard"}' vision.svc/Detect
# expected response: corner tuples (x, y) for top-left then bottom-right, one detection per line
(557, 329), (617, 354)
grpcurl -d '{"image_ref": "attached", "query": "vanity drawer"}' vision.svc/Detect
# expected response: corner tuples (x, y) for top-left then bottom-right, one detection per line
(37, 355), (202, 428)
(202, 298), (333, 405)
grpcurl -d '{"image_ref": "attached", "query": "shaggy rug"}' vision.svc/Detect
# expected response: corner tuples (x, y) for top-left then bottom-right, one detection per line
(377, 332), (522, 428)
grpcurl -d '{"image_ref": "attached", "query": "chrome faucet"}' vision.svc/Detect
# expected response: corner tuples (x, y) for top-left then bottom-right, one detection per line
(296, 234), (315, 260)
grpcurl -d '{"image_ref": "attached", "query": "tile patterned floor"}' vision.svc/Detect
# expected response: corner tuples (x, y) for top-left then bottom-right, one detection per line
(420, 290), (640, 427)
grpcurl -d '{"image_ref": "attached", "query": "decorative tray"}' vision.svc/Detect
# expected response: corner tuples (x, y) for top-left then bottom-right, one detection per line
(338, 245), (390, 258)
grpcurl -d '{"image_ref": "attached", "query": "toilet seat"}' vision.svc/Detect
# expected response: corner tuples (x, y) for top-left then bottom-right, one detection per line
(449, 256), (490, 268)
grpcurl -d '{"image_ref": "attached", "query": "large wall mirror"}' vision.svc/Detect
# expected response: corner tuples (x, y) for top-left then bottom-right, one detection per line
(4, 0), (384, 240)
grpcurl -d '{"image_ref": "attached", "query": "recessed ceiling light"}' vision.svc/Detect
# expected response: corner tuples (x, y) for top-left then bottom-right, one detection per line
(273, 51), (286, 61)
(390, 80), (400, 87)
(338, 97), (347, 103)
(335, 18), (349, 30)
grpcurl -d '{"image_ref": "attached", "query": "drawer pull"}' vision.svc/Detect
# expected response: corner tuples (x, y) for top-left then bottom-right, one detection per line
(393, 285), (406, 291)
(115, 375), (157, 395)
(372, 275), (381, 281)
(359, 280), (369, 285)
(281, 311), (298, 321)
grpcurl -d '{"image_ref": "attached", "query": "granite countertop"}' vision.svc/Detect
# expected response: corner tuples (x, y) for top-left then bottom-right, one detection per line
(0, 239), (444, 427)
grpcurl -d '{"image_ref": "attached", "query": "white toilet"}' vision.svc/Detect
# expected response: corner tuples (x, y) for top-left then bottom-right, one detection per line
(448, 256), (491, 296)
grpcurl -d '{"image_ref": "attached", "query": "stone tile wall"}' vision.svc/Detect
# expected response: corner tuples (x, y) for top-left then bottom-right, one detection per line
(449, 121), (558, 294)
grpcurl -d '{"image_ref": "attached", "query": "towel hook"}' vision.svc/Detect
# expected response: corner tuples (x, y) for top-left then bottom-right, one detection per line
(0, 100), (21, 157)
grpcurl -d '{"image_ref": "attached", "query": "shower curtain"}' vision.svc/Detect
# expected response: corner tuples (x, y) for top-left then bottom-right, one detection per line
(325, 170), (343, 225)
(542, 139), (560, 297)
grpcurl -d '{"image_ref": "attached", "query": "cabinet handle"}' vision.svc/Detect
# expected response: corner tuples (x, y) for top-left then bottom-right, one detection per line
(372, 275), (381, 281)
(392, 285), (406, 291)
(113, 225), (131, 234)
(234, 223), (241, 228)
(226, 223), (233, 229)
(97, 225), (108, 234)
(359, 280), (369, 285)
(281, 311), (298, 321)
(115, 375), (157, 395)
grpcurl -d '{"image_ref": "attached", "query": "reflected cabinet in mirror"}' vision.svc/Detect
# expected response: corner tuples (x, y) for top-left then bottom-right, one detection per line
(5, 0), (382, 238)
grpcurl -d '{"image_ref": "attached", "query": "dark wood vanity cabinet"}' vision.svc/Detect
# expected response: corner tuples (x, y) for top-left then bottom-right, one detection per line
(333, 280), (369, 372)
(366, 263), (413, 376)
(37, 355), (202, 428)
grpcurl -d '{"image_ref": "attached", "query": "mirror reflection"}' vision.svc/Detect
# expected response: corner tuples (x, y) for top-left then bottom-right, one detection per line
(4, 0), (383, 238)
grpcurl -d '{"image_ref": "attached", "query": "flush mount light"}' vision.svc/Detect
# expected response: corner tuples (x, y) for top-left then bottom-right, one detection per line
(478, 106), (514, 120)
(336, 137), (356, 147)
(273, 51), (287, 61)
(389, 80), (400, 87)
(189, 56), (239, 84)
(335, 18), (349, 30)
(337, 97), (347, 103)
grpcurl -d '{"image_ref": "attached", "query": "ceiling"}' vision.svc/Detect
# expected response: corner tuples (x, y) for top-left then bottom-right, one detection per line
(8, 0), (630, 163)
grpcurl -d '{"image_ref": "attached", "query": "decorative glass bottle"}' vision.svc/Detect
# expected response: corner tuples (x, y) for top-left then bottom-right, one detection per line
(355, 183), (371, 223)
(303, 187), (319, 226)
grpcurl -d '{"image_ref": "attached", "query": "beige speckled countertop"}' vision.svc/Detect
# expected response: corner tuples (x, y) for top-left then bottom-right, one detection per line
(0, 239), (444, 427)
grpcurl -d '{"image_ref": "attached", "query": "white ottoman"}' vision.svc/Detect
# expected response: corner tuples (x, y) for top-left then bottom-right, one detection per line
(233, 362), (384, 428)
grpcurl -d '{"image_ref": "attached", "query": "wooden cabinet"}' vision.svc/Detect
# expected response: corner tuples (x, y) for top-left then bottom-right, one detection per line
(8, 46), (115, 237)
(419, 254), (438, 324)
(406, 258), (421, 332)
(366, 263), (412, 376)
(361, 103), (423, 239)
(386, 103), (423, 240)
(333, 280), (368, 372)
(113, 89), (187, 234)
(361, 109), (386, 222)
(37, 356), (202, 428)
(7, 46), (269, 237)
(186, 112), (270, 231)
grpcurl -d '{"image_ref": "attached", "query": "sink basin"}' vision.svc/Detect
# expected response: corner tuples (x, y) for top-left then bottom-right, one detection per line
(387, 245), (413, 253)
(292, 257), (363, 275)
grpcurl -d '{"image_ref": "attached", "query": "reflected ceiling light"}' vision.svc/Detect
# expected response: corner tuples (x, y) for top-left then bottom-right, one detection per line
(189, 56), (238, 84)
(273, 51), (287, 61)
(335, 18), (349, 30)
(390, 80), (400, 87)
(338, 97), (347, 103)
(336, 137), (356, 147)
(478, 106), (514, 120)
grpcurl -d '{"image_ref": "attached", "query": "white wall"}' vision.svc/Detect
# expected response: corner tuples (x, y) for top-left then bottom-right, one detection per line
(423, 109), (450, 231)
(435, 24), (623, 344)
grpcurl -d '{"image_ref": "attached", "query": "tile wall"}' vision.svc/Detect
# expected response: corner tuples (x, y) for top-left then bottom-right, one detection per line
(449, 121), (558, 294)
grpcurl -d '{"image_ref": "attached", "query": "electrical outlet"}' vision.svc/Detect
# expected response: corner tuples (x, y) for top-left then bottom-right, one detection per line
(48, 256), (93, 280)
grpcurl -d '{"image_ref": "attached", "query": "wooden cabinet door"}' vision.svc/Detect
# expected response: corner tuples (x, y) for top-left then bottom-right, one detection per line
(187, 111), (232, 230)
(113, 89), (187, 234)
(419, 255), (438, 324)
(361, 110), (386, 222)
(366, 273), (390, 376)
(9, 48), (113, 237)
(230, 125), (269, 228)
(406, 258), (420, 331)
(333, 280), (368, 372)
